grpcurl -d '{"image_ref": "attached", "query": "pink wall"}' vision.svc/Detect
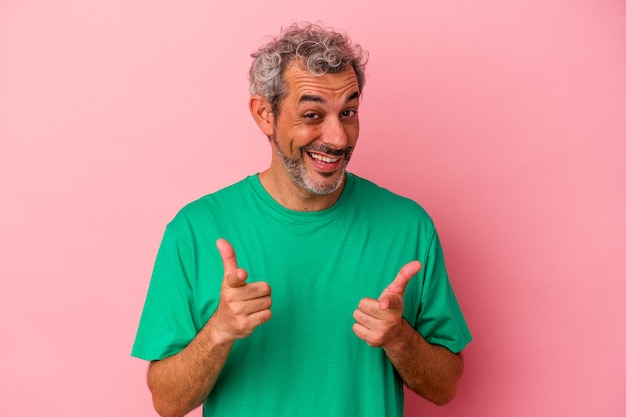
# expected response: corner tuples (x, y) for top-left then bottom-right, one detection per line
(1, 1), (625, 416)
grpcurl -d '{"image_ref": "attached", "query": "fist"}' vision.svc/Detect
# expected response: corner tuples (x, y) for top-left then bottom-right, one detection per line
(352, 261), (421, 347)
(211, 238), (272, 343)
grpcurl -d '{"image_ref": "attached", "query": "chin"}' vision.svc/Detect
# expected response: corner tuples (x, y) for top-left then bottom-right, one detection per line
(301, 171), (345, 195)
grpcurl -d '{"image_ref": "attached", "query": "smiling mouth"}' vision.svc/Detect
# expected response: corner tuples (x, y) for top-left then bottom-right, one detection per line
(303, 144), (353, 162)
(307, 151), (341, 164)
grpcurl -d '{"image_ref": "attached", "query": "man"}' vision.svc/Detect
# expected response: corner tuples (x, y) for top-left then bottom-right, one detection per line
(132, 22), (472, 417)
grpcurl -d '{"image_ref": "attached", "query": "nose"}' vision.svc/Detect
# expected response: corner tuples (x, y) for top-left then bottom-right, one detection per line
(321, 116), (349, 149)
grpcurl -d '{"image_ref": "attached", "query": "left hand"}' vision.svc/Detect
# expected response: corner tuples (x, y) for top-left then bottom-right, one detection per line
(352, 261), (422, 348)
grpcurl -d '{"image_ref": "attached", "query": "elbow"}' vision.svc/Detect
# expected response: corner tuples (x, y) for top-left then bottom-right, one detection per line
(417, 352), (464, 406)
(147, 363), (192, 417)
(432, 358), (464, 406)
(151, 386), (202, 417)
(406, 379), (459, 406)
(151, 397), (187, 417)
(412, 378), (458, 406)
(151, 378), (202, 417)
(149, 382), (199, 417)
(149, 386), (203, 417)
(430, 383), (458, 406)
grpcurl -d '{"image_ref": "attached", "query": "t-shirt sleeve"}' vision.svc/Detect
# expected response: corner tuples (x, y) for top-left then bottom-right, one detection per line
(414, 229), (472, 353)
(131, 223), (200, 361)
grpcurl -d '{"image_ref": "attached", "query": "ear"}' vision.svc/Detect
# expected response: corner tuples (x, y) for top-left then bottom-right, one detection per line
(249, 94), (275, 137)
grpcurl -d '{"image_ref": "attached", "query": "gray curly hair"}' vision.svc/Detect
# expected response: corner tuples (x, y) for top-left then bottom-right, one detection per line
(249, 22), (368, 117)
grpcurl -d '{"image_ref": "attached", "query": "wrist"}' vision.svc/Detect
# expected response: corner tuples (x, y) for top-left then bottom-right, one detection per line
(202, 315), (237, 349)
(383, 319), (413, 354)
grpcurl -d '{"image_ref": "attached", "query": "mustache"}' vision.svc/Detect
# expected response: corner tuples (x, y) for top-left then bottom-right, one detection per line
(302, 144), (354, 159)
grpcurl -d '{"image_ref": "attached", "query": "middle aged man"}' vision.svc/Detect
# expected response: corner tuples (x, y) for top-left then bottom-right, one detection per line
(132, 22), (472, 417)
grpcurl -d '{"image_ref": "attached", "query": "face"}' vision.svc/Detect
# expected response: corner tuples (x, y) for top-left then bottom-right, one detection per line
(269, 63), (361, 197)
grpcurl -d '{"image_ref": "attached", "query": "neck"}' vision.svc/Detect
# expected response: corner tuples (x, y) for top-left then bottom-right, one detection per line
(258, 169), (346, 212)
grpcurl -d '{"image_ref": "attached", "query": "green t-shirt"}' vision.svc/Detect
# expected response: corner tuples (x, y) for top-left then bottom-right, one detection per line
(132, 173), (471, 417)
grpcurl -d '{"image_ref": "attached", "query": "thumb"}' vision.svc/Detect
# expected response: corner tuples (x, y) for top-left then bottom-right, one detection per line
(378, 261), (421, 311)
(216, 238), (247, 288)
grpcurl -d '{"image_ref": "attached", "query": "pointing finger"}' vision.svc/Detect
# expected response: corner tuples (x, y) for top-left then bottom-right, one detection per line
(382, 261), (421, 296)
(216, 238), (238, 274)
(378, 261), (421, 310)
(216, 238), (247, 288)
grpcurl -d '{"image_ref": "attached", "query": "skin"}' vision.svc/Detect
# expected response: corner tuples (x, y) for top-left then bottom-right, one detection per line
(250, 62), (360, 211)
(146, 62), (464, 417)
(147, 239), (272, 417)
(352, 261), (464, 405)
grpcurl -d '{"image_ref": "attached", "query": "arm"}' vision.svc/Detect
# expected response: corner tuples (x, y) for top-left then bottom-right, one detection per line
(352, 261), (464, 405)
(147, 318), (234, 417)
(148, 239), (272, 417)
(382, 320), (463, 405)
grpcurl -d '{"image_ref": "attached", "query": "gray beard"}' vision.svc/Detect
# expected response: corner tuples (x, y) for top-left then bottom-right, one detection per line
(273, 137), (352, 196)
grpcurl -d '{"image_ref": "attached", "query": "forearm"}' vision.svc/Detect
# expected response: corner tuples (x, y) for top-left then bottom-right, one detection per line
(383, 320), (464, 406)
(147, 318), (234, 417)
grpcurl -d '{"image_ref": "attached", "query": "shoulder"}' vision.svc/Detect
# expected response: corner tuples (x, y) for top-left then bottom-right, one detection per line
(166, 176), (253, 233)
(349, 173), (434, 225)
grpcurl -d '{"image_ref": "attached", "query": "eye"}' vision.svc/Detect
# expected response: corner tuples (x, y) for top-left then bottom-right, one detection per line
(303, 113), (320, 120)
(341, 110), (357, 118)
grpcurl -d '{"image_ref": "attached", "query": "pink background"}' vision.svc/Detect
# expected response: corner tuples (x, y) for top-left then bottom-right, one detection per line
(1, 1), (625, 416)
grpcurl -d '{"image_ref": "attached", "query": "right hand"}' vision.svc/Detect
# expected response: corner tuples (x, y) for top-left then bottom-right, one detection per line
(211, 238), (272, 344)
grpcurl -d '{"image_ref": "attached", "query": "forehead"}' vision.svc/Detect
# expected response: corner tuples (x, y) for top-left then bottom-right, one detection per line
(282, 63), (360, 104)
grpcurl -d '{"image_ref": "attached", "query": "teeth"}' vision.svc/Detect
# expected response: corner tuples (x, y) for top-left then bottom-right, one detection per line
(309, 152), (340, 163)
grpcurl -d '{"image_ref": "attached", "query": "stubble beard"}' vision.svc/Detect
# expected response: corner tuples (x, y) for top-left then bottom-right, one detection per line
(272, 135), (352, 196)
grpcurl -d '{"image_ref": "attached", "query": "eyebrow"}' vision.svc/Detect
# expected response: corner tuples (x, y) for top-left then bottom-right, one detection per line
(298, 91), (360, 106)
(346, 91), (360, 103)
